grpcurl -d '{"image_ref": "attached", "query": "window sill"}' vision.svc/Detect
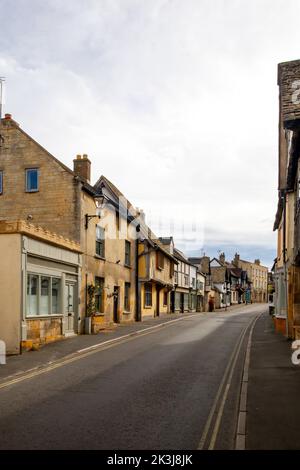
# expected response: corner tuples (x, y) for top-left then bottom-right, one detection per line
(94, 255), (106, 261)
(144, 305), (153, 309)
(124, 264), (132, 269)
(26, 314), (64, 319)
(25, 190), (39, 193)
(93, 312), (105, 317)
(122, 311), (131, 315)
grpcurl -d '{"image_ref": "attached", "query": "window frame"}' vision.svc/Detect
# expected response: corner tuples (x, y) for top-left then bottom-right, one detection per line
(156, 251), (164, 270)
(0, 170), (3, 195)
(95, 225), (105, 258)
(25, 168), (39, 193)
(144, 283), (153, 307)
(95, 276), (104, 313)
(125, 240), (131, 267)
(26, 273), (62, 317)
(124, 282), (130, 311)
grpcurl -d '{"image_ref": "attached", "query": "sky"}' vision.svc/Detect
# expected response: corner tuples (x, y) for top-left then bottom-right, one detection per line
(1, 0), (299, 268)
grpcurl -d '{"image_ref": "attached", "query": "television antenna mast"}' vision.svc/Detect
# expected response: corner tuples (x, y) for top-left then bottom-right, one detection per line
(0, 77), (5, 119)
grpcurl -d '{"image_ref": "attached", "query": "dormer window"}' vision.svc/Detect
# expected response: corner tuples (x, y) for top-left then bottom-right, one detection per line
(26, 168), (39, 192)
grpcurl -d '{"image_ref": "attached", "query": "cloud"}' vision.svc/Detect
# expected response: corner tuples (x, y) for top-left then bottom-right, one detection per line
(1, 0), (297, 264)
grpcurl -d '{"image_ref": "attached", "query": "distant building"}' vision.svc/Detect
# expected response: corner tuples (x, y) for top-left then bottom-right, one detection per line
(232, 253), (268, 303)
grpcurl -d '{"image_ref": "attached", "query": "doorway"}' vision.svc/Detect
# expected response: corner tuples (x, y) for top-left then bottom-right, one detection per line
(156, 286), (160, 317)
(180, 293), (184, 313)
(113, 286), (119, 323)
(65, 282), (75, 335)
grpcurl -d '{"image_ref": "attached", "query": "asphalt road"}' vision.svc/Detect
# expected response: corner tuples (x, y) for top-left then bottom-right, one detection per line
(0, 304), (264, 450)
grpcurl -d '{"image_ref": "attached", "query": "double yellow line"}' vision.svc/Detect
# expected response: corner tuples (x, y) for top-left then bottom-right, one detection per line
(197, 313), (260, 450)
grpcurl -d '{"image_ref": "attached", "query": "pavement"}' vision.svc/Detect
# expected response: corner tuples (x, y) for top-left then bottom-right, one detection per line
(246, 311), (300, 449)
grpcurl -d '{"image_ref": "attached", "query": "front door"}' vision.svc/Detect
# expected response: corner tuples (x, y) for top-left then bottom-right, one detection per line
(180, 293), (184, 313)
(156, 286), (160, 317)
(65, 283), (75, 335)
(113, 286), (119, 323)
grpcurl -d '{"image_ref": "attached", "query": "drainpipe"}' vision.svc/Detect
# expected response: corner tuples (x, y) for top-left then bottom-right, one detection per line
(135, 224), (141, 322)
(85, 272), (88, 318)
(282, 190), (289, 337)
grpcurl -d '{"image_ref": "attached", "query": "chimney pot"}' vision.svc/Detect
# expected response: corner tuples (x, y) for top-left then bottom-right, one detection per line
(73, 154), (91, 183)
(4, 113), (11, 120)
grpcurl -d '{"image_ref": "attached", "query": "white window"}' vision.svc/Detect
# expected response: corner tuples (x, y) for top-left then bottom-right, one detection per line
(52, 278), (61, 314)
(26, 274), (62, 316)
(27, 274), (38, 316)
(40, 276), (50, 315)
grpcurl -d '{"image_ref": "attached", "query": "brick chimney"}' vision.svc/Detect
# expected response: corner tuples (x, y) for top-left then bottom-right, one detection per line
(233, 253), (240, 267)
(219, 252), (225, 265)
(73, 154), (91, 183)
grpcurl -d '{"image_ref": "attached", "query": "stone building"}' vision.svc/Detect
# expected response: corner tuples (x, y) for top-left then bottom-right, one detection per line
(0, 220), (81, 354)
(232, 253), (268, 303)
(0, 114), (177, 351)
(273, 59), (300, 338)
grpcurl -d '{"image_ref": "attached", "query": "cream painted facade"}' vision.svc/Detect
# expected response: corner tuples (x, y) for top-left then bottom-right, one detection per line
(81, 188), (137, 331)
(233, 255), (268, 303)
(0, 220), (81, 354)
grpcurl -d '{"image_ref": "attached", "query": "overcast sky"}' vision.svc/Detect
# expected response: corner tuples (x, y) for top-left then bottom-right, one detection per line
(1, 0), (299, 267)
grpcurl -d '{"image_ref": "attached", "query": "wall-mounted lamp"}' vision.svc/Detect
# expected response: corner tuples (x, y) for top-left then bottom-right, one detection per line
(85, 213), (101, 229)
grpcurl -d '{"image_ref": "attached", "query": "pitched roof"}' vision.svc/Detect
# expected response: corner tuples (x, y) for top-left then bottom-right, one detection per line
(94, 175), (135, 211)
(174, 248), (195, 266)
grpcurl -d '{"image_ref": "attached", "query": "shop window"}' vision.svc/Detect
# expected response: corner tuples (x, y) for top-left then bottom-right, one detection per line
(52, 278), (61, 314)
(40, 276), (50, 315)
(27, 274), (38, 316)
(26, 274), (62, 316)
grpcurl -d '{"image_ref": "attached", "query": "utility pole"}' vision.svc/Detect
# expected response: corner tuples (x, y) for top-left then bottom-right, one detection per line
(0, 77), (5, 119)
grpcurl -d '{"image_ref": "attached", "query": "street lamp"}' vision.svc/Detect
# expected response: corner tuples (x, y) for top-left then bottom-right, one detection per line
(85, 190), (110, 229)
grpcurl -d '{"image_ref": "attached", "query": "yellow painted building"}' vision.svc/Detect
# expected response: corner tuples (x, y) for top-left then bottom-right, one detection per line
(138, 232), (177, 318)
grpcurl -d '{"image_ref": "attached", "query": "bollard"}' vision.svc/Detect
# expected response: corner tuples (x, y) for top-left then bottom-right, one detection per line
(0, 340), (6, 365)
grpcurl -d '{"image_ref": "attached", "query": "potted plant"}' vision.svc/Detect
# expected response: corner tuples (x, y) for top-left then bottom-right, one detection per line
(85, 284), (96, 334)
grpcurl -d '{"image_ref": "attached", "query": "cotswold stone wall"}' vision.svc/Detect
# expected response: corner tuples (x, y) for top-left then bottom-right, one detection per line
(278, 59), (300, 126)
(0, 117), (81, 242)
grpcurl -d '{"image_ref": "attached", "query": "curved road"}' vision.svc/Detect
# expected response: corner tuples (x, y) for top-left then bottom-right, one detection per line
(0, 304), (264, 449)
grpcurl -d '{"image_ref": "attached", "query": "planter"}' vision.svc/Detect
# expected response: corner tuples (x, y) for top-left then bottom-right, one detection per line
(85, 317), (92, 335)
(92, 315), (105, 334)
(274, 316), (286, 335)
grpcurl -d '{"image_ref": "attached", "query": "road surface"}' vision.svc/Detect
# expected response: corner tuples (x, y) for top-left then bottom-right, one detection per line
(0, 304), (265, 449)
